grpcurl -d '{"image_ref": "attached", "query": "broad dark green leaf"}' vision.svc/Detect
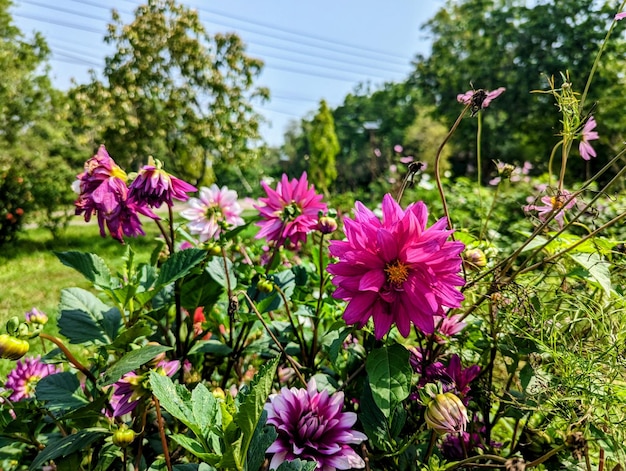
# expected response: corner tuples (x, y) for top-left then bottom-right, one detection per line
(55, 251), (113, 289)
(180, 270), (223, 311)
(188, 339), (233, 357)
(366, 344), (412, 418)
(35, 372), (88, 411)
(149, 371), (200, 437)
(101, 344), (172, 386)
(276, 459), (317, 471)
(58, 288), (121, 345)
(109, 321), (154, 351)
(171, 434), (221, 463)
(156, 248), (206, 287)
(247, 411), (277, 471)
(29, 429), (107, 470)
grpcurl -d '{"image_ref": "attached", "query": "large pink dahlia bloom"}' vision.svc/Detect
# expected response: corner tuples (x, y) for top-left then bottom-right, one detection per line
(328, 194), (465, 339)
(265, 380), (366, 471)
(254, 172), (327, 249)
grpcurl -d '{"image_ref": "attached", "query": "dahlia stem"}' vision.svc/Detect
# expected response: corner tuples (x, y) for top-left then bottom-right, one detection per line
(275, 284), (309, 366)
(154, 396), (173, 471)
(434, 104), (469, 230)
(39, 333), (97, 386)
(240, 290), (307, 387)
(444, 454), (508, 470)
(310, 233), (327, 363)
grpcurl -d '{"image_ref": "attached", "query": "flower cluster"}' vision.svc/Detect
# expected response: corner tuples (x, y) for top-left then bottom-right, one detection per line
(264, 380), (367, 470)
(328, 194), (465, 339)
(74, 146), (196, 243)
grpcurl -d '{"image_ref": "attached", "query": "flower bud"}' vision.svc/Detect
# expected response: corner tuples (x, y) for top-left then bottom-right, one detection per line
(317, 216), (338, 234)
(212, 387), (226, 400)
(257, 278), (274, 294)
(0, 334), (30, 360)
(464, 248), (487, 270)
(25, 308), (48, 325)
(424, 392), (468, 435)
(112, 425), (136, 448)
(5, 316), (20, 335)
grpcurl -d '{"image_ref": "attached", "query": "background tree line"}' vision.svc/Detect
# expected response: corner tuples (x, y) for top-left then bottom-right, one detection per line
(1, 0), (625, 245)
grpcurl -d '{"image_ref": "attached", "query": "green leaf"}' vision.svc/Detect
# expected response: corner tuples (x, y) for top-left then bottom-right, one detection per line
(234, 357), (279, 469)
(366, 344), (412, 418)
(359, 381), (391, 452)
(109, 321), (154, 351)
(58, 287), (121, 345)
(188, 339), (233, 356)
(55, 251), (114, 289)
(156, 248), (206, 287)
(276, 459), (318, 471)
(180, 270), (223, 311)
(101, 345), (172, 386)
(327, 327), (352, 363)
(191, 382), (220, 437)
(170, 434), (221, 464)
(35, 372), (88, 411)
(29, 429), (107, 470)
(246, 410), (277, 471)
(206, 257), (237, 290)
(568, 252), (612, 297)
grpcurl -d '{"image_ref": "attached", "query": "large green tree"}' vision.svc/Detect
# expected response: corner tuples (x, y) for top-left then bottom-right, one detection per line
(414, 0), (626, 180)
(307, 100), (339, 194)
(70, 0), (269, 187)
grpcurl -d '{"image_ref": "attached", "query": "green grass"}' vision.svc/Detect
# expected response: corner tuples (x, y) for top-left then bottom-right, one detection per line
(0, 221), (163, 324)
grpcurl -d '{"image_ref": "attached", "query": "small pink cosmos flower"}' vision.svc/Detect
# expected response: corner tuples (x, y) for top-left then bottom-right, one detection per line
(327, 194), (465, 339)
(5, 356), (61, 401)
(264, 379), (367, 471)
(615, 11), (626, 20)
(578, 115), (599, 160)
(180, 184), (245, 242)
(129, 157), (197, 208)
(254, 172), (327, 250)
(457, 87), (506, 116)
(523, 189), (577, 229)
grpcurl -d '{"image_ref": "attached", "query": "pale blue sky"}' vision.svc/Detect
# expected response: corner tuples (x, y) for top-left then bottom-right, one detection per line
(12, 0), (444, 146)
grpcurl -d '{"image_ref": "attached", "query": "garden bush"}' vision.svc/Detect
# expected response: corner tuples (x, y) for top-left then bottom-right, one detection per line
(0, 165), (32, 247)
(1, 9), (626, 471)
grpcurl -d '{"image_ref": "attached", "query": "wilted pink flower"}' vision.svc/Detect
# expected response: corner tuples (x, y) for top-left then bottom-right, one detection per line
(523, 189), (577, 229)
(578, 116), (599, 160)
(5, 356), (61, 401)
(265, 379), (366, 471)
(615, 11), (626, 20)
(181, 184), (244, 242)
(110, 359), (180, 417)
(328, 194), (465, 339)
(129, 157), (197, 208)
(255, 172), (327, 250)
(74, 145), (159, 243)
(457, 87), (506, 115)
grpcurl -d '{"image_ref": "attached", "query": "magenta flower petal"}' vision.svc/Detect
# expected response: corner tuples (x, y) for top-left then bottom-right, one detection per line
(578, 116), (599, 160)
(328, 194), (465, 339)
(616, 11), (626, 20)
(129, 161), (197, 208)
(5, 356), (61, 401)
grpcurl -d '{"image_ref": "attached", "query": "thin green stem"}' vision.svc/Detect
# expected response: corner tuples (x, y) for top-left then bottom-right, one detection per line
(479, 181), (499, 241)
(547, 140), (563, 187)
(476, 111), (484, 212)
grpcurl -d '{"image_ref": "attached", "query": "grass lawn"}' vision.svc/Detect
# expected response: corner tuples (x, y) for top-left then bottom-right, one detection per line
(0, 220), (163, 325)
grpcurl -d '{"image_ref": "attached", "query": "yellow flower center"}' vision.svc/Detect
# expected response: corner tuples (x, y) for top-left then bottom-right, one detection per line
(385, 260), (409, 286)
(550, 196), (564, 210)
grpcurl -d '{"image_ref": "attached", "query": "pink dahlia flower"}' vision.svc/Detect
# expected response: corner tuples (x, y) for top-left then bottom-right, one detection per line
(327, 194), (465, 339)
(110, 359), (180, 417)
(129, 157), (197, 208)
(523, 189), (577, 229)
(180, 184), (244, 242)
(254, 172), (327, 250)
(265, 379), (367, 471)
(578, 115), (599, 160)
(5, 356), (61, 401)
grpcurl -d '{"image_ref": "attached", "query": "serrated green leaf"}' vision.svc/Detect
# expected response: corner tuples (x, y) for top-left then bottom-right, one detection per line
(55, 251), (114, 289)
(366, 344), (412, 418)
(156, 248), (206, 287)
(191, 383), (220, 437)
(180, 270), (223, 311)
(206, 257), (237, 289)
(58, 287), (121, 345)
(29, 429), (107, 470)
(101, 345), (172, 386)
(149, 371), (202, 438)
(35, 372), (88, 411)
(109, 321), (154, 351)
(234, 357), (279, 469)
(568, 252), (612, 297)
(247, 411), (277, 471)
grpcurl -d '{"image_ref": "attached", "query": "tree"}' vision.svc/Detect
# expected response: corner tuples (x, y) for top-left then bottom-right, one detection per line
(69, 0), (269, 187)
(413, 0), (626, 180)
(307, 100), (339, 194)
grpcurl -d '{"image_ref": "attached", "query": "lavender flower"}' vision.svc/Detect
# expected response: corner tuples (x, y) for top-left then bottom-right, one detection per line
(264, 379), (367, 470)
